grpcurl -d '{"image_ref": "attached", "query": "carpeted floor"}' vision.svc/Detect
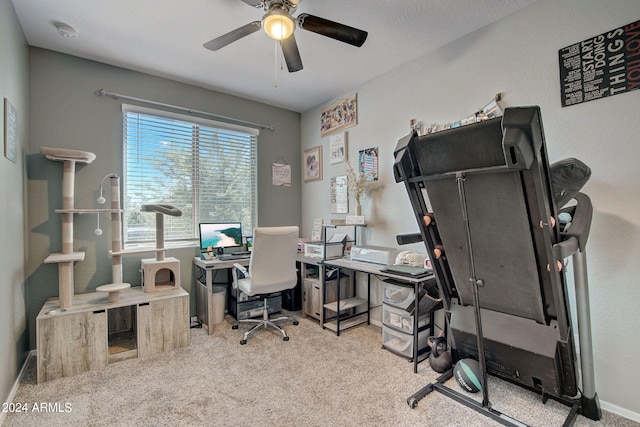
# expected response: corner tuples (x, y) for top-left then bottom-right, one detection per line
(4, 313), (639, 427)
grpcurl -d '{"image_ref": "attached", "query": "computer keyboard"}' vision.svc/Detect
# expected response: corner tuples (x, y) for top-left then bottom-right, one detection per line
(218, 253), (251, 261)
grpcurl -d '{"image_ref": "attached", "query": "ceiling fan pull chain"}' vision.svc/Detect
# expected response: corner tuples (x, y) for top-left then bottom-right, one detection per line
(274, 39), (279, 88)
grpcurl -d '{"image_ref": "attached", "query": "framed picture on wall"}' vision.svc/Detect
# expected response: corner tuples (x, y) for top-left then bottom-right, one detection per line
(320, 94), (358, 137)
(359, 147), (378, 181)
(330, 175), (348, 213)
(303, 145), (323, 182)
(272, 161), (292, 186)
(4, 98), (17, 163)
(329, 132), (347, 164)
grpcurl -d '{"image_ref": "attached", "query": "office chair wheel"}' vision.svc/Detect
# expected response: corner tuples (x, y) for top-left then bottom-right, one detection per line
(283, 336), (289, 341)
(293, 321), (299, 325)
(407, 397), (418, 409)
(232, 324), (239, 329)
(240, 339), (247, 345)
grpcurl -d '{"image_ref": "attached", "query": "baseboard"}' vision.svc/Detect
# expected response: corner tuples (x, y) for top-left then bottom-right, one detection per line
(600, 400), (640, 423)
(0, 350), (36, 425)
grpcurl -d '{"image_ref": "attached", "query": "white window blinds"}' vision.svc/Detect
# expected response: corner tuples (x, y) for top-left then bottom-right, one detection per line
(122, 105), (258, 246)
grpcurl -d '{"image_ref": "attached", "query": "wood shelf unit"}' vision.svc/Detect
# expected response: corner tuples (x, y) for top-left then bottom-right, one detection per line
(322, 316), (368, 333)
(321, 265), (370, 336)
(323, 296), (367, 312)
(299, 255), (353, 326)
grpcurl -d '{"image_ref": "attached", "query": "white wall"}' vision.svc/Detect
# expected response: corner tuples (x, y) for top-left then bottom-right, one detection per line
(301, 0), (640, 419)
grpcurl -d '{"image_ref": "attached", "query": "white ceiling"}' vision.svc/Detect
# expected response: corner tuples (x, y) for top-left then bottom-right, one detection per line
(12, 0), (537, 113)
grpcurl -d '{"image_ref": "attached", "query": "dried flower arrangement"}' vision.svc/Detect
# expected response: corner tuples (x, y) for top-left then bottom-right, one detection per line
(344, 160), (374, 207)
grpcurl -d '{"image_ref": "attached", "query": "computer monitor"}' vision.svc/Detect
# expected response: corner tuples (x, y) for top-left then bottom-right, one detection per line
(198, 222), (243, 255)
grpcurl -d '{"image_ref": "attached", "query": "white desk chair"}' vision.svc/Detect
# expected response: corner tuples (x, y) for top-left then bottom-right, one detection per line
(232, 226), (299, 344)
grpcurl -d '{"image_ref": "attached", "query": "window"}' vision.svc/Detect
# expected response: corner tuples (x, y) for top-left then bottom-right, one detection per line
(122, 105), (258, 247)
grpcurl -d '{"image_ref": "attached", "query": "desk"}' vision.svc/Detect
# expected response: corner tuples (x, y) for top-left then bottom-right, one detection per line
(194, 255), (302, 333)
(323, 257), (439, 373)
(193, 256), (250, 334)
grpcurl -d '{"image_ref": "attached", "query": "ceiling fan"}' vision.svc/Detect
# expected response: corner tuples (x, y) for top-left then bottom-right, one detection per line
(203, 0), (368, 72)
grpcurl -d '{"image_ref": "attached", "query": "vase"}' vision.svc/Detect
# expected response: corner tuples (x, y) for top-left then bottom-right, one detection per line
(355, 203), (362, 216)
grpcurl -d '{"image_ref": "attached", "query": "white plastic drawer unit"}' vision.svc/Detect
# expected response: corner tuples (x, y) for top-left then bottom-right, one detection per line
(382, 281), (414, 310)
(382, 304), (430, 334)
(382, 325), (429, 359)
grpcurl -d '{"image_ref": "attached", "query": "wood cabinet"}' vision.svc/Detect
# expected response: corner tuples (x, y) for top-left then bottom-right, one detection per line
(137, 296), (190, 357)
(36, 287), (189, 383)
(302, 277), (323, 321)
(300, 257), (324, 322)
(37, 310), (109, 383)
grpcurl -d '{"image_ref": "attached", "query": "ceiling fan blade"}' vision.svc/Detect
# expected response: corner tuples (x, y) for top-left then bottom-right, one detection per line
(203, 21), (261, 51)
(281, 34), (303, 72)
(297, 13), (368, 47)
(240, 0), (263, 7)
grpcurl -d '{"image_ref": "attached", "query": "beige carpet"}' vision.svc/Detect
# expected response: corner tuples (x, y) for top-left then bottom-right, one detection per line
(4, 313), (638, 427)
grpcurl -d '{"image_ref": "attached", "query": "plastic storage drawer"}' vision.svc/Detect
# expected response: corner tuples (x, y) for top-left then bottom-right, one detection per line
(382, 325), (429, 359)
(382, 281), (414, 310)
(382, 304), (430, 334)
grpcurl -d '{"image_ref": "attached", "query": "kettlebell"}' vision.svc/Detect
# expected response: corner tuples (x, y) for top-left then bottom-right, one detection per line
(428, 336), (453, 373)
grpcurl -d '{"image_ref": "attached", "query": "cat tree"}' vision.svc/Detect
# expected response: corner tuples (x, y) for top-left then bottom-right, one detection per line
(41, 147), (184, 306)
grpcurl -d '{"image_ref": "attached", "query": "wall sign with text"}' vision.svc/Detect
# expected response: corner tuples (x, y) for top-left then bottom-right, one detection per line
(559, 19), (640, 107)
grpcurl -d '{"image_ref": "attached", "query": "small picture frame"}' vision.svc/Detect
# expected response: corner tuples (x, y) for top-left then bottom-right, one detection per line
(329, 132), (347, 164)
(303, 145), (323, 182)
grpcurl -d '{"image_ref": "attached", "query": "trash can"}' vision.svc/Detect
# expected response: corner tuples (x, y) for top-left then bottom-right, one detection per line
(211, 286), (227, 324)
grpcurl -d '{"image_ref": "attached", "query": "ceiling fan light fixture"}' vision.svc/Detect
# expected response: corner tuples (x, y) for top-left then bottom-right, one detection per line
(262, 7), (295, 41)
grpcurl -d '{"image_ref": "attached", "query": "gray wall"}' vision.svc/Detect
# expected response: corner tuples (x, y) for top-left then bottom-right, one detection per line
(0, 0), (30, 411)
(301, 0), (640, 419)
(26, 48), (301, 348)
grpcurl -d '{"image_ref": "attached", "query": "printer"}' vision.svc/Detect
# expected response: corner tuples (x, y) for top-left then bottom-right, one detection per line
(350, 245), (398, 266)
